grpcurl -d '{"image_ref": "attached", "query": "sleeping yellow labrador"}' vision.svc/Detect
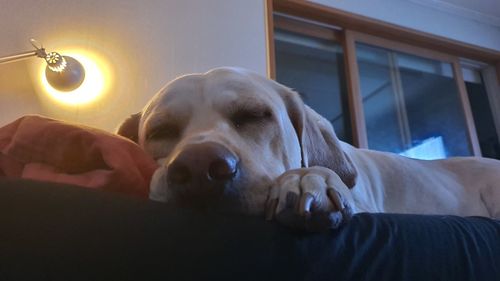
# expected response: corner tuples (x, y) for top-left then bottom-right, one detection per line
(118, 67), (500, 230)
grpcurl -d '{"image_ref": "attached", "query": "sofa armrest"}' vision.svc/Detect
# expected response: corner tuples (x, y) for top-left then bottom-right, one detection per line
(0, 178), (498, 281)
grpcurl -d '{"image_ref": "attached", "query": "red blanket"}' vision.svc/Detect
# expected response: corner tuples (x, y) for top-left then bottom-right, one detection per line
(0, 115), (158, 198)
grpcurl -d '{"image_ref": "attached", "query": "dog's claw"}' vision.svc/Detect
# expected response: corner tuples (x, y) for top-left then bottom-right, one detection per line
(265, 198), (278, 221)
(327, 188), (353, 223)
(327, 188), (343, 211)
(299, 192), (314, 215)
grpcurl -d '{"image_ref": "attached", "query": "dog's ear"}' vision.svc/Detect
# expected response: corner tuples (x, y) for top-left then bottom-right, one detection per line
(278, 87), (357, 188)
(116, 112), (141, 143)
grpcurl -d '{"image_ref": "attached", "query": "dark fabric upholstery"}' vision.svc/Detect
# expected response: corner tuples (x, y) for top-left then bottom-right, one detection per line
(0, 178), (498, 281)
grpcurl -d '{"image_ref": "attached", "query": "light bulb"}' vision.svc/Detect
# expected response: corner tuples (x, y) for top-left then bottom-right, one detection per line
(40, 49), (110, 106)
(44, 53), (85, 92)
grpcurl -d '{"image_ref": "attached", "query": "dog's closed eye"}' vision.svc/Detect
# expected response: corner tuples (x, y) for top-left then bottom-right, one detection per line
(146, 123), (181, 141)
(230, 108), (273, 129)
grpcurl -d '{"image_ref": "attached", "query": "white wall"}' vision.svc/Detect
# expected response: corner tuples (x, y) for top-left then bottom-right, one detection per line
(310, 0), (500, 52)
(0, 0), (267, 130)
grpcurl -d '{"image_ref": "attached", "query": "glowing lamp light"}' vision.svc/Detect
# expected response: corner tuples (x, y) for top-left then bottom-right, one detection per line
(1, 39), (110, 106)
(40, 50), (108, 106)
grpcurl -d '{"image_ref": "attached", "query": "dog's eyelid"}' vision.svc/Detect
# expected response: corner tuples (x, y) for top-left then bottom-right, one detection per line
(229, 106), (273, 128)
(146, 123), (181, 140)
(231, 104), (272, 117)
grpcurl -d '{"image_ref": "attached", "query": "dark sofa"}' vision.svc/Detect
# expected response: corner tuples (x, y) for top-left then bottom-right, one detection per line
(0, 178), (498, 281)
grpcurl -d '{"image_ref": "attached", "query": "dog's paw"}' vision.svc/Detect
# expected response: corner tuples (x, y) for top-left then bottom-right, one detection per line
(265, 166), (354, 232)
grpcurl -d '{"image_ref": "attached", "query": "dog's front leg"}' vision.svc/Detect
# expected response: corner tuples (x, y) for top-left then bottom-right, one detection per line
(265, 166), (354, 232)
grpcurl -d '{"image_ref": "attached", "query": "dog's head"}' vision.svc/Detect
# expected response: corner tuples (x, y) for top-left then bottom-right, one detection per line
(118, 67), (356, 214)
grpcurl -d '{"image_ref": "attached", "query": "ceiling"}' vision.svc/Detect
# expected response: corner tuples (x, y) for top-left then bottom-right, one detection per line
(411, 0), (500, 27)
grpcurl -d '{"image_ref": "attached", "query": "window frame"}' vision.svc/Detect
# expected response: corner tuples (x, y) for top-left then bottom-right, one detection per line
(346, 31), (481, 155)
(266, 0), (500, 156)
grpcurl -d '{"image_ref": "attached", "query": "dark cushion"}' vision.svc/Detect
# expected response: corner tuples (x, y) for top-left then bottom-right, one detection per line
(0, 178), (498, 281)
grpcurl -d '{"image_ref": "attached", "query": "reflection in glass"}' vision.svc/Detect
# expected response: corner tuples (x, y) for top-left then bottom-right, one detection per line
(356, 44), (471, 159)
(274, 29), (352, 144)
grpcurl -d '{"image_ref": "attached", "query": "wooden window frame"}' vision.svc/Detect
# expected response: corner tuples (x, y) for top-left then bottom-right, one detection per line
(265, 0), (499, 155)
(346, 31), (481, 155)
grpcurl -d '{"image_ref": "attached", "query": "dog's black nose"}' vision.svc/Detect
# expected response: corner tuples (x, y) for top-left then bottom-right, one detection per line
(166, 142), (239, 200)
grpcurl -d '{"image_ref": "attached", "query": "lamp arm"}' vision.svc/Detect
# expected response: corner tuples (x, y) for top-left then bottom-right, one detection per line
(0, 39), (86, 92)
(0, 44), (47, 65)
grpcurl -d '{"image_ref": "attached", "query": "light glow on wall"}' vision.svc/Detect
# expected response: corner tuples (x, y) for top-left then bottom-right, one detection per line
(39, 48), (112, 106)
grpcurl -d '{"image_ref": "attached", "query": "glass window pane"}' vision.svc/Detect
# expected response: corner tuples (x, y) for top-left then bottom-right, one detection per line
(356, 43), (472, 159)
(356, 44), (406, 152)
(463, 67), (500, 159)
(274, 28), (352, 144)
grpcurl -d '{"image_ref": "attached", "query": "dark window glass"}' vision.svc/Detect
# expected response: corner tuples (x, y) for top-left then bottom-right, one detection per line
(463, 67), (500, 159)
(274, 28), (352, 144)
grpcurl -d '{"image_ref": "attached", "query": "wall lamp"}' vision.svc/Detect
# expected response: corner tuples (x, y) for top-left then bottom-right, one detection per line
(0, 39), (85, 91)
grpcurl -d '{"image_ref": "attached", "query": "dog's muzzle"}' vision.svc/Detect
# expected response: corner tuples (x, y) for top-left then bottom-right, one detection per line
(166, 141), (239, 207)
